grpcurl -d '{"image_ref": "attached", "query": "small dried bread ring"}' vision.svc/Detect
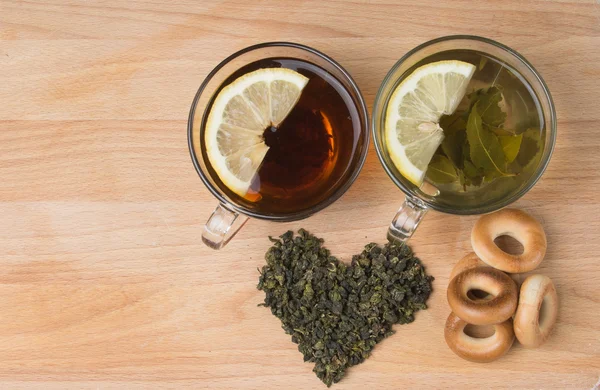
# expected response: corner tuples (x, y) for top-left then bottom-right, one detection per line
(444, 312), (515, 363)
(451, 252), (522, 287)
(447, 267), (518, 325)
(471, 208), (547, 273)
(514, 275), (558, 348)
(449, 252), (488, 281)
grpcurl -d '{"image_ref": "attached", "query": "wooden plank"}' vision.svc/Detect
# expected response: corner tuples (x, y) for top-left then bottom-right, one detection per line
(1, 0), (599, 388)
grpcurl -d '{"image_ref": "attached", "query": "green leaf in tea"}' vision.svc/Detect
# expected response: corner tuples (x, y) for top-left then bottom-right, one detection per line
(461, 160), (484, 188)
(441, 131), (466, 168)
(499, 134), (523, 163)
(257, 230), (434, 387)
(478, 56), (488, 71)
(462, 140), (471, 162)
(440, 112), (467, 137)
(428, 79), (542, 193)
(484, 169), (503, 183)
(475, 86), (507, 129)
(491, 127), (517, 136)
(457, 169), (467, 189)
(463, 160), (481, 178)
(468, 86), (509, 137)
(427, 155), (459, 184)
(516, 127), (542, 171)
(466, 105), (510, 176)
(440, 113), (467, 168)
(504, 93), (539, 134)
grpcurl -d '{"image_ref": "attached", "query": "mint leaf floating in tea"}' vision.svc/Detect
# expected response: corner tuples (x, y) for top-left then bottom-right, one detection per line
(515, 127), (543, 172)
(440, 112), (467, 137)
(421, 55), (544, 196)
(466, 105), (511, 177)
(499, 134), (523, 163)
(440, 113), (467, 168)
(469, 86), (507, 132)
(257, 230), (434, 387)
(427, 155), (459, 184)
(462, 160), (484, 188)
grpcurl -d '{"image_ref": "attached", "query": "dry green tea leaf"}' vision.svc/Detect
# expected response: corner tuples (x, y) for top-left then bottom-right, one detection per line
(466, 105), (509, 176)
(427, 155), (458, 184)
(257, 230), (434, 387)
(499, 134), (523, 163)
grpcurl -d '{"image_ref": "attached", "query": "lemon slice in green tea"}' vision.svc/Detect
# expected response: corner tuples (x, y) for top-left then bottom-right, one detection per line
(385, 60), (476, 186)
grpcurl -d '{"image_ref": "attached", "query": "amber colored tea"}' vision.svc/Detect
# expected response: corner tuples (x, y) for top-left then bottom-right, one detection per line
(201, 58), (362, 215)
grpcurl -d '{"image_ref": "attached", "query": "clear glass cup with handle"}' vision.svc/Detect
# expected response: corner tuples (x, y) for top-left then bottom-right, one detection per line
(189, 42), (370, 249)
(372, 36), (556, 242)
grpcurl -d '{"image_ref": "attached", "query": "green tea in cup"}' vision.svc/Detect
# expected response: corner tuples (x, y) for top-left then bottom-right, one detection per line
(372, 36), (556, 241)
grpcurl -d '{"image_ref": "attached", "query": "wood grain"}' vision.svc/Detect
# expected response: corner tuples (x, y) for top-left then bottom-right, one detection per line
(1, 0), (600, 388)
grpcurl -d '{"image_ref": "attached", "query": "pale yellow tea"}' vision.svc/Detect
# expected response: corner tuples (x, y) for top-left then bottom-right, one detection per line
(384, 50), (545, 207)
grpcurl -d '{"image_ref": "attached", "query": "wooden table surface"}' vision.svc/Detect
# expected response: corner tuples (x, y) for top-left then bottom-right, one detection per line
(2, 0), (600, 388)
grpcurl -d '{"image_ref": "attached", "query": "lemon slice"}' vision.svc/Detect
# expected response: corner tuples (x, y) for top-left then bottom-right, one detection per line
(205, 68), (309, 197)
(385, 60), (476, 186)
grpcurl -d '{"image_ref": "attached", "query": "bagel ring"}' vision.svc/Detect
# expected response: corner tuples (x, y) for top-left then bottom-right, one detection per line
(447, 267), (518, 325)
(444, 312), (514, 362)
(471, 208), (547, 273)
(514, 275), (559, 348)
(449, 252), (488, 281)
(451, 252), (522, 288)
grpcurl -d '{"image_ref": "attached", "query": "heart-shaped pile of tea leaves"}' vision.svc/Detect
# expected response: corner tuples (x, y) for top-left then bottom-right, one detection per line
(257, 229), (434, 386)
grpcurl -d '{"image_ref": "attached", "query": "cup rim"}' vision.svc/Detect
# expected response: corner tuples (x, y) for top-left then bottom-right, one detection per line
(371, 35), (557, 215)
(188, 41), (370, 221)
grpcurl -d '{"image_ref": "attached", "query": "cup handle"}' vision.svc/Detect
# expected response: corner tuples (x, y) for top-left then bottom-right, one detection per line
(387, 197), (428, 242)
(202, 203), (248, 250)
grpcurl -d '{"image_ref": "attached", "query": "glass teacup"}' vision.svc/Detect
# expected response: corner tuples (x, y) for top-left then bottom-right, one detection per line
(372, 36), (556, 241)
(189, 42), (369, 249)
